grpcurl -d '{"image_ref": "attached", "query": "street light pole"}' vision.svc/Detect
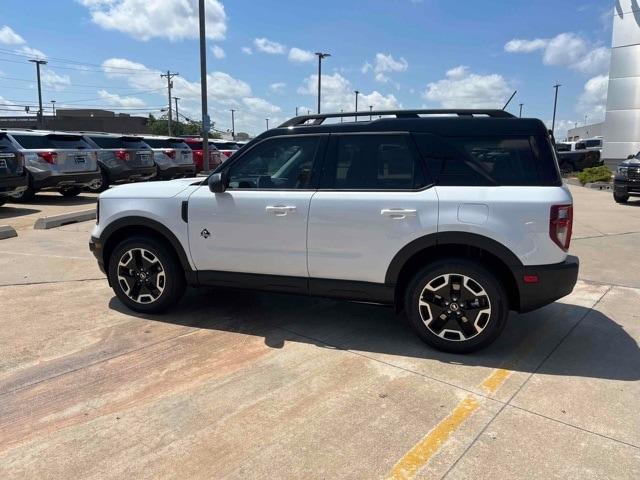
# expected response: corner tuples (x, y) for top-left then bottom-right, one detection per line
(551, 84), (561, 136)
(29, 59), (47, 128)
(198, 0), (210, 172)
(519, 103), (523, 118)
(295, 106), (299, 116)
(354, 90), (360, 122)
(315, 52), (331, 114)
(230, 109), (236, 139)
(265, 118), (270, 130)
(369, 105), (373, 121)
(174, 97), (180, 125)
(51, 100), (56, 116)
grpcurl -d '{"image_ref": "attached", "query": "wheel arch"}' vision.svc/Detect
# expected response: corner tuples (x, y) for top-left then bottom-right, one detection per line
(388, 232), (522, 311)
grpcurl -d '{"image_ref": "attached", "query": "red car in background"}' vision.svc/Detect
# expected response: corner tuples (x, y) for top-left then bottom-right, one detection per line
(182, 138), (223, 172)
(212, 140), (240, 160)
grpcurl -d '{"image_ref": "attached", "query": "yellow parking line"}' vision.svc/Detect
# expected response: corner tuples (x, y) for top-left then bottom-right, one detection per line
(480, 368), (512, 394)
(387, 395), (480, 480)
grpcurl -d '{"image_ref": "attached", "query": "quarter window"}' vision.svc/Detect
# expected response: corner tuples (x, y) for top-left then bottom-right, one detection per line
(226, 136), (320, 190)
(322, 134), (427, 190)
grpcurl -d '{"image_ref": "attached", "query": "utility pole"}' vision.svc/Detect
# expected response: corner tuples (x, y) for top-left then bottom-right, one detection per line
(161, 70), (179, 135)
(340, 109), (343, 123)
(198, 0), (210, 172)
(552, 84), (561, 136)
(29, 59), (47, 128)
(174, 97), (180, 125)
(51, 100), (56, 116)
(230, 109), (236, 139)
(519, 103), (523, 118)
(354, 90), (360, 122)
(584, 115), (588, 126)
(315, 52), (331, 114)
(369, 105), (373, 121)
(295, 106), (299, 116)
(265, 118), (269, 130)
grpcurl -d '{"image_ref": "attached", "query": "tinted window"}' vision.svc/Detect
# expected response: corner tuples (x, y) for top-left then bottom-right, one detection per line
(585, 139), (601, 148)
(0, 134), (14, 149)
(122, 137), (150, 149)
(322, 134), (426, 190)
(227, 136), (320, 189)
(213, 142), (239, 150)
(47, 135), (93, 149)
(414, 134), (542, 186)
(555, 143), (571, 152)
(11, 135), (53, 149)
(185, 141), (218, 150)
(144, 138), (171, 148)
(168, 139), (189, 150)
(89, 136), (122, 149)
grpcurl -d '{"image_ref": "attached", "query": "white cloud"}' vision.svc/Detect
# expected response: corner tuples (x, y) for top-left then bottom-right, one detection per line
(298, 72), (401, 111)
(254, 37), (285, 55)
(578, 74), (609, 121)
(242, 97), (281, 114)
(42, 70), (71, 91)
(270, 82), (286, 93)
(210, 45), (225, 59)
(77, 0), (226, 41)
(505, 32), (610, 74)
(98, 89), (146, 108)
(207, 71), (252, 99)
(17, 46), (46, 60)
(423, 66), (513, 108)
(0, 26), (25, 45)
(288, 47), (314, 63)
(241, 46), (253, 55)
(363, 53), (408, 83)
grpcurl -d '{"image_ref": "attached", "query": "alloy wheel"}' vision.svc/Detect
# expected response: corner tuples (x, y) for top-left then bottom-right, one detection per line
(418, 273), (492, 342)
(117, 248), (165, 304)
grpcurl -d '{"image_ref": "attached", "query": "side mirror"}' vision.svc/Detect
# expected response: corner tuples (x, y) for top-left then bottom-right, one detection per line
(208, 172), (227, 193)
(628, 154), (636, 160)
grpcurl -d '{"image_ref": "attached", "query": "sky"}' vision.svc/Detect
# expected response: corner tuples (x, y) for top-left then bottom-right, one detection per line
(0, 0), (614, 137)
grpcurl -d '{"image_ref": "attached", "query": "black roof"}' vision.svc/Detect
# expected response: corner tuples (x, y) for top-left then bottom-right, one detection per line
(264, 109), (548, 140)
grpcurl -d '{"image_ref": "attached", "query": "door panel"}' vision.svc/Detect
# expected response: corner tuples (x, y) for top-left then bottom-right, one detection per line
(188, 189), (314, 276)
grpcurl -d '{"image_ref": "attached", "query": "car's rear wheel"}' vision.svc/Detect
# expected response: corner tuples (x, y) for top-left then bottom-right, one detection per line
(108, 235), (186, 313)
(404, 259), (508, 353)
(10, 175), (36, 202)
(87, 167), (109, 193)
(60, 186), (81, 197)
(614, 192), (629, 204)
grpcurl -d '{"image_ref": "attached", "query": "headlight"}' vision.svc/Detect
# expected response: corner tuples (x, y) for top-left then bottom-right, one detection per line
(617, 166), (629, 177)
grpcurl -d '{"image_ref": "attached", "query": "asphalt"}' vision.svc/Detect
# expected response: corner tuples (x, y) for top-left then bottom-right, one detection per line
(0, 186), (638, 479)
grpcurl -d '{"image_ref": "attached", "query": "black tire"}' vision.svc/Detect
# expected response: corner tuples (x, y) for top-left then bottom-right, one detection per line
(0, 197), (6, 207)
(60, 186), (81, 197)
(10, 175), (36, 202)
(614, 192), (629, 204)
(87, 167), (109, 193)
(108, 235), (186, 314)
(404, 258), (509, 353)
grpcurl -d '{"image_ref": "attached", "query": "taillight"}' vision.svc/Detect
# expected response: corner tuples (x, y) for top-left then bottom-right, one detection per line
(550, 204), (573, 251)
(37, 151), (58, 164)
(164, 149), (176, 159)
(223, 151), (232, 158)
(115, 150), (130, 161)
(194, 150), (203, 159)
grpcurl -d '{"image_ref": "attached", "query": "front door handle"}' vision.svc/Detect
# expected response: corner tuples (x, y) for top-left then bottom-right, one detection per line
(266, 205), (297, 216)
(381, 208), (417, 220)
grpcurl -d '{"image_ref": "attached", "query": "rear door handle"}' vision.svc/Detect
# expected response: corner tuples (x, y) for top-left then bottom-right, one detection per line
(381, 208), (417, 219)
(266, 205), (297, 216)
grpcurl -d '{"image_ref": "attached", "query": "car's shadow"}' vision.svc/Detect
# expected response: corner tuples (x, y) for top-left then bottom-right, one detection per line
(109, 287), (640, 382)
(0, 206), (40, 219)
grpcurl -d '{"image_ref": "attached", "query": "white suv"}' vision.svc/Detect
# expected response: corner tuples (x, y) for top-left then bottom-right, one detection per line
(90, 110), (578, 353)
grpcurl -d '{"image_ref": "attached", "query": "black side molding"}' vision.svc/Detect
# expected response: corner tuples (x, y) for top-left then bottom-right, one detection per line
(181, 201), (189, 223)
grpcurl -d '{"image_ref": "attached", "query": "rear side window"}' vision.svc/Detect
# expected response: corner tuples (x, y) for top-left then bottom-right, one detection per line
(585, 139), (601, 148)
(0, 134), (14, 149)
(11, 135), (53, 149)
(89, 136), (122, 149)
(144, 139), (171, 148)
(413, 134), (551, 186)
(122, 137), (150, 149)
(47, 135), (93, 149)
(321, 134), (427, 190)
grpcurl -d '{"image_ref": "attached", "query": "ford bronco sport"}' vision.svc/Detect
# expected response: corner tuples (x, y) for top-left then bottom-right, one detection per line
(90, 109), (578, 353)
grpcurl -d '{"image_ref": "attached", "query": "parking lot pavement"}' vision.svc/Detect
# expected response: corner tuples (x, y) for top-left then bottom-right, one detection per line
(0, 184), (638, 479)
(0, 192), (97, 231)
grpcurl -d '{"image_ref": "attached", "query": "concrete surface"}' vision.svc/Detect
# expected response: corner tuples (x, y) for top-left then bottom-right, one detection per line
(33, 208), (96, 230)
(0, 184), (638, 479)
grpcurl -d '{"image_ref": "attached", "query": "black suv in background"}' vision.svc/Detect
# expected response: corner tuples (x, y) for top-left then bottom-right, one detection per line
(83, 133), (157, 192)
(613, 153), (640, 203)
(0, 132), (28, 206)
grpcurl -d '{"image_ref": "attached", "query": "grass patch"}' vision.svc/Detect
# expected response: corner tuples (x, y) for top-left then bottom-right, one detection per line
(577, 166), (612, 185)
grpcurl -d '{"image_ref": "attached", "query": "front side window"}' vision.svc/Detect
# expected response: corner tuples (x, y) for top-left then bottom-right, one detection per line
(321, 134), (427, 190)
(227, 136), (320, 190)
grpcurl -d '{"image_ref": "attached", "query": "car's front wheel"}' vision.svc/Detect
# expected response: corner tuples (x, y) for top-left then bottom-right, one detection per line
(614, 192), (629, 204)
(404, 259), (508, 353)
(108, 236), (186, 313)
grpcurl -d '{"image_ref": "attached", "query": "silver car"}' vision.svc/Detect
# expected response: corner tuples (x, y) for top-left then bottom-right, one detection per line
(4, 129), (100, 201)
(142, 136), (196, 180)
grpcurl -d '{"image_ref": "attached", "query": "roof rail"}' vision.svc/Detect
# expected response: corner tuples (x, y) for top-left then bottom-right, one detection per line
(278, 109), (516, 128)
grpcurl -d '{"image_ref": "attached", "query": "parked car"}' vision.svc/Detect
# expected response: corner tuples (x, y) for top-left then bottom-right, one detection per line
(211, 140), (239, 160)
(82, 133), (157, 192)
(613, 153), (640, 203)
(90, 109), (578, 354)
(142, 136), (196, 180)
(0, 132), (28, 206)
(2, 129), (100, 201)
(556, 145), (602, 173)
(182, 137), (223, 173)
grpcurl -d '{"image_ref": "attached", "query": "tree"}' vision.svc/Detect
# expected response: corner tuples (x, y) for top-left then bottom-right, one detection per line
(146, 113), (221, 138)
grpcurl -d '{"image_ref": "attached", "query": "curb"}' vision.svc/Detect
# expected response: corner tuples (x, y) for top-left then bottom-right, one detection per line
(585, 182), (612, 191)
(0, 225), (17, 240)
(34, 209), (96, 230)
